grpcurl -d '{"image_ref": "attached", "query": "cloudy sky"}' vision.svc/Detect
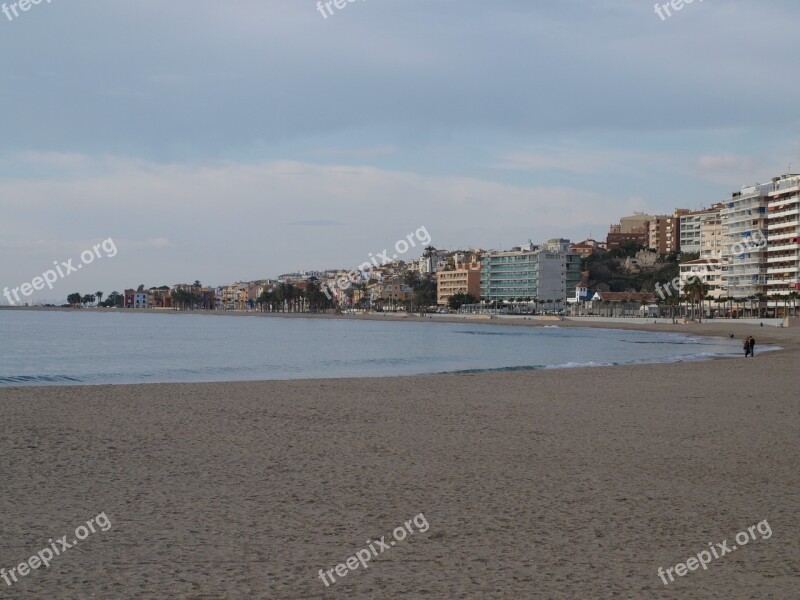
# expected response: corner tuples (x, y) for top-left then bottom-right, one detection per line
(1, 0), (798, 302)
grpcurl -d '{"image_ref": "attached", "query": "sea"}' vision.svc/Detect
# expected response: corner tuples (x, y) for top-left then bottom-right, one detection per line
(0, 310), (759, 387)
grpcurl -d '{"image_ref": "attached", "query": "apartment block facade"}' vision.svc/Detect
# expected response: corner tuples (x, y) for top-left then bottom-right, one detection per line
(480, 240), (580, 305)
(436, 263), (481, 306)
(721, 183), (769, 298)
(765, 174), (800, 297)
(647, 212), (683, 255)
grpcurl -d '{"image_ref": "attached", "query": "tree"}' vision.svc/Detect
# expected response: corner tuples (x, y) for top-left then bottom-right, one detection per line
(448, 292), (477, 310)
(67, 293), (82, 307)
(682, 279), (709, 322)
(95, 291), (103, 306)
(81, 294), (95, 307)
(788, 291), (800, 318)
(769, 294), (782, 319)
(104, 291), (122, 307)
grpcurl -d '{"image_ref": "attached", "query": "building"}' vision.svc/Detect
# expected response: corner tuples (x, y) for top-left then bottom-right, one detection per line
(124, 289), (148, 309)
(480, 240), (580, 307)
(647, 212), (683, 255)
(722, 182), (769, 298)
(607, 214), (653, 250)
(369, 277), (413, 308)
(679, 258), (725, 299)
(606, 225), (647, 250)
(680, 206), (723, 255)
(437, 261), (481, 306)
(588, 291), (657, 317)
(147, 286), (173, 308)
(765, 174), (800, 298)
(620, 214), (655, 233)
(569, 272), (592, 304)
(415, 250), (449, 275)
(699, 205), (726, 260)
(569, 239), (606, 258)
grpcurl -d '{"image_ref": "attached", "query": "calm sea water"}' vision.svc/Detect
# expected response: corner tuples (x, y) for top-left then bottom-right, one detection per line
(0, 310), (751, 387)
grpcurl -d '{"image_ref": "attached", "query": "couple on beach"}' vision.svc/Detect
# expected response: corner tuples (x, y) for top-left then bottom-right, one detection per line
(744, 336), (756, 357)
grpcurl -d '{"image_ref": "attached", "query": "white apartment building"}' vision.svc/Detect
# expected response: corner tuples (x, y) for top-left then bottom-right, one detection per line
(765, 174), (800, 298)
(679, 258), (725, 299)
(679, 211), (703, 254)
(721, 183), (769, 298)
(680, 205), (724, 255)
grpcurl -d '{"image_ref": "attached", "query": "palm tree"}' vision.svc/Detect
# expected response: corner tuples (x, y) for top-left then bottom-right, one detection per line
(683, 280), (709, 322)
(755, 293), (767, 318)
(788, 291), (800, 318)
(95, 291), (103, 306)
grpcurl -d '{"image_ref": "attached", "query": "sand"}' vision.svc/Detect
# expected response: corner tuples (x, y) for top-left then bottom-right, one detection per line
(0, 319), (798, 599)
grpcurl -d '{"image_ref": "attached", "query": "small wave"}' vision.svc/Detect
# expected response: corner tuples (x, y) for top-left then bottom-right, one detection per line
(436, 365), (546, 375)
(0, 374), (84, 384)
(456, 331), (528, 336)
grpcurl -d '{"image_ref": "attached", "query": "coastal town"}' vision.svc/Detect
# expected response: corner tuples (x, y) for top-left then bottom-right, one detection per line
(45, 172), (800, 321)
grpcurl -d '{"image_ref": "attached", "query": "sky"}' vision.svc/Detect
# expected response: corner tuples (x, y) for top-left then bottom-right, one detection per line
(1, 0), (799, 303)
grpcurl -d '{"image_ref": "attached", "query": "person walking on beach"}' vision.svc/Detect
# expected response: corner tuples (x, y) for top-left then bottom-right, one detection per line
(744, 337), (751, 357)
(749, 336), (756, 357)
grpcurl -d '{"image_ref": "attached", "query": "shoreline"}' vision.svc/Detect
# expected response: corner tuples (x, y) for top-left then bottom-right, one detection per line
(2, 307), (796, 391)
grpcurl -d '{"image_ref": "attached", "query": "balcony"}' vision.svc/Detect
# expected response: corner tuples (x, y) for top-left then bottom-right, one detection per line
(767, 252), (800, 263)
(769, 242), (800, 252)
(766, 278), (799, 286)
(767, 206), (800, 218)
(767, 265), (799, 274)
(767, 218), (800, 230)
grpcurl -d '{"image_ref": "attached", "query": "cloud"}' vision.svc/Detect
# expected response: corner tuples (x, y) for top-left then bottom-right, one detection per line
(0, 154), (623, 290)
(286, 220), (345, 227)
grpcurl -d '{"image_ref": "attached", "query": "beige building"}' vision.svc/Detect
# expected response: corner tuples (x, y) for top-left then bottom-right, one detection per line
(699, 205), (725, 260)
(680, 205), (724, 255)
(620, 214), (654, 234)
(437, 263), (481, 306)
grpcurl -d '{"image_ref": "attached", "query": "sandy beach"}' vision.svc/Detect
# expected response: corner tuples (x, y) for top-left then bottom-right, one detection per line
(1, 319), (798, 598)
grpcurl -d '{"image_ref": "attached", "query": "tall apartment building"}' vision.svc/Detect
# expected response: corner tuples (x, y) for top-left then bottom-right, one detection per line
(721, 183), (769, 298)
(680, 205), (724, 255)
(480, 240), (580, 306)
(699, 204), (725, 260)
(647, 212), (683, 255)
(765, 174), (800, 297)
